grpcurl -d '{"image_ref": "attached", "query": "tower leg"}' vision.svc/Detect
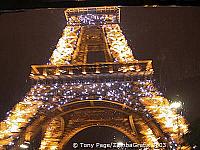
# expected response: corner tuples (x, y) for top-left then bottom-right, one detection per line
(39, 117), (64, 150)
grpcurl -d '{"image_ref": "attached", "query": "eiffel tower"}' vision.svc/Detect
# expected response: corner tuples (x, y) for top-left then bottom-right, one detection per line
(0, 6), (190, 150)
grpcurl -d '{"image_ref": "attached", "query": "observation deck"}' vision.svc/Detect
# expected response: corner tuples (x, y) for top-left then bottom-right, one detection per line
(30, 61), (153, 80)
(65, 6), (120, 26)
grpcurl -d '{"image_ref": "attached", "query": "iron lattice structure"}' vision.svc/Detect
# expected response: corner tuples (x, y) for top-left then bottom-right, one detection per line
(0, 6), (190, 150)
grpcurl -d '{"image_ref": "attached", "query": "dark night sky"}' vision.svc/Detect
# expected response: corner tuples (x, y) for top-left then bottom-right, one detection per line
(0, 6), (200, 125)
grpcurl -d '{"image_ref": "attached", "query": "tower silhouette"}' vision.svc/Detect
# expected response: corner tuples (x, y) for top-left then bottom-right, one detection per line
(0, 6), (190, 150)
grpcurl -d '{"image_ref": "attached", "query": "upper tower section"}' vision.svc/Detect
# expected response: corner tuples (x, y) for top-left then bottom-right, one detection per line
(49, 6), (136, 65)
(30, 6), (153, 80)
(64, 6), (120, 26)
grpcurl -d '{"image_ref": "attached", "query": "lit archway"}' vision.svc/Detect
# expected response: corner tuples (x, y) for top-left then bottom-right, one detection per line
(22, 99), (169, 149)
(63, 126), (132, 149)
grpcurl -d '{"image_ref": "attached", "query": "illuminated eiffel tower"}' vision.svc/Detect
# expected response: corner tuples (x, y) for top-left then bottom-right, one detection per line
(0, 6), (190, 150)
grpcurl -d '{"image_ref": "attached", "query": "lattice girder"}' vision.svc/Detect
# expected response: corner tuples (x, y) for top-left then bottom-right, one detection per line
(40, 117), (64, 150)
(50, 26), (81, 65)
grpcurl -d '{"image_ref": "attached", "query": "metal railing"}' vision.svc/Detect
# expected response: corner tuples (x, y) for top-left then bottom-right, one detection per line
(30, 60), (153, 79)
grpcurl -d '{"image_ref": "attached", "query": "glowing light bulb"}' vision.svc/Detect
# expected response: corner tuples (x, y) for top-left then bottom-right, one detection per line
(20, 144), (29, 149)
(170, 102), (182, 109)
(117, 142), (124, 147)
